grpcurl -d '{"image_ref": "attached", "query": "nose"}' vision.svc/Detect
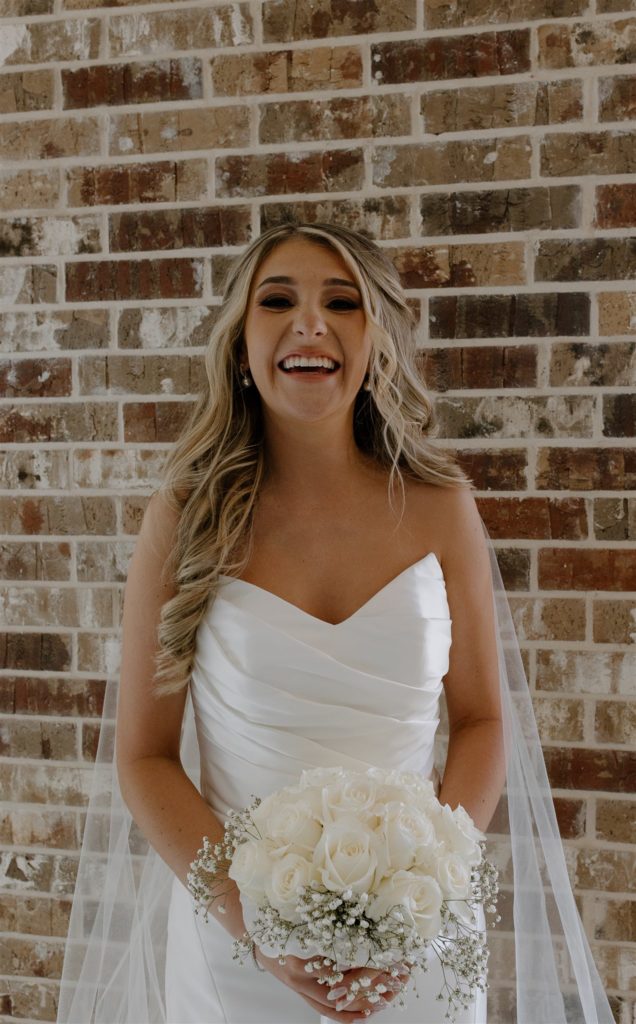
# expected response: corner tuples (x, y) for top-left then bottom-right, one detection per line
(291, 302), (328, 336)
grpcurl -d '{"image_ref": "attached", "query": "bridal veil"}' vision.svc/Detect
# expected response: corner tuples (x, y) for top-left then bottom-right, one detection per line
(55, 513), (614, 1024)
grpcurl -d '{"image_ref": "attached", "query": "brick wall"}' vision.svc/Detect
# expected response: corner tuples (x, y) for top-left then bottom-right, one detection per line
(0, 1), (635, 1021)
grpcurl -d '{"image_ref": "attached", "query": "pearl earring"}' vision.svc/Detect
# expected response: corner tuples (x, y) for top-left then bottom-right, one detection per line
(240, 366), (252, 387)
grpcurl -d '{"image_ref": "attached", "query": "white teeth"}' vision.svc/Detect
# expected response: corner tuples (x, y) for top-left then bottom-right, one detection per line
(281, 355), (338, 371)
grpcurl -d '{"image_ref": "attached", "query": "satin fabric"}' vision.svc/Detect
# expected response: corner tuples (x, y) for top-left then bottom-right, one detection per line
(164, 552), (488, 1023)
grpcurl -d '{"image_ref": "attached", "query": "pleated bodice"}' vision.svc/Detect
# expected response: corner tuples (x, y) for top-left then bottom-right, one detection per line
(189, 551), (451, 818)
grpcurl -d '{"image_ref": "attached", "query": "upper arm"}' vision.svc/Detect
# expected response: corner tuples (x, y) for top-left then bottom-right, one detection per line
(438, 487), (503, 734)
(116, 490), (189, 773)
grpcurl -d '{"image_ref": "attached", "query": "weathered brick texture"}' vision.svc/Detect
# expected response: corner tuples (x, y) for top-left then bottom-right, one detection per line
(0, 0), (634, 1019)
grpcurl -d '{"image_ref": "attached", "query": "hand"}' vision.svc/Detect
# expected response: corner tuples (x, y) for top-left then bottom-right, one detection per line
(254, 948), (410, 1022)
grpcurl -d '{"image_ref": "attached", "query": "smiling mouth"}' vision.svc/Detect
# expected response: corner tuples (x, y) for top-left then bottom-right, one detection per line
(278, 363), (340, 375)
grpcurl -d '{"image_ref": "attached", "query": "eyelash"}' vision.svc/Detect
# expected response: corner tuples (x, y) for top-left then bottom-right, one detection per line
(258, 296), (359, 311)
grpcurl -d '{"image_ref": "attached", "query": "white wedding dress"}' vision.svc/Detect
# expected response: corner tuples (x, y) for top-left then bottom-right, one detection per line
(164, 551), (488, 1024)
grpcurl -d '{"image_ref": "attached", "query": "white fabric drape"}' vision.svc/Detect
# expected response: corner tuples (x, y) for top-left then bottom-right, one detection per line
(56, 515), (614, 1023)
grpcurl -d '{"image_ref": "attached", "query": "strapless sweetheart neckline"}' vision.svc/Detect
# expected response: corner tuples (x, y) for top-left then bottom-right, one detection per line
(217, 550), (442, 628)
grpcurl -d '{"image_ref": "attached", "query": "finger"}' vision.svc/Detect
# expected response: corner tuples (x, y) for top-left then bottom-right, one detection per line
(299, 987), (383, 1021)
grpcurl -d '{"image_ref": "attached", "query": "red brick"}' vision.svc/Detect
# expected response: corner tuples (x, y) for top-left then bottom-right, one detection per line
(420, 345), (537, 390)
(123, 400), (192, 442)
(420, 185), (580, 234)
(452, 448), (528, 490)
(260, 196), (411, 238)
(553, 796), (587, 839)
(0, 403), (118, 444)
(0, 359), (71, 398)
(216, 148), (364, 198)
(65, 258), (203, 302)
(478, 497), (586, 539)
(603, 394), (636, 437)
(538, 548), (636, 590)
(4, 678), (105, 717)
(429, 291), (590, 338)
(66, 159), (207, 206)
(62, 57), (202, 109)
(536, 447), (636, 489)
(109, 205), (250, 253)
(543, 747), (635, 793)
(0, 633), (71, 672)
(372, 30), (530, 85)
(595, 183), (636, 228)
(0, 542), (71, 585)
(0, 496), (116, 535)
(426, 0), (588, 28)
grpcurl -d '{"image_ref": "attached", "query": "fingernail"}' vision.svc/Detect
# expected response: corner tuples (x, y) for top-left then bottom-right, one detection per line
(336, 996), (355, 1011)
(327, 986), (347, 1001)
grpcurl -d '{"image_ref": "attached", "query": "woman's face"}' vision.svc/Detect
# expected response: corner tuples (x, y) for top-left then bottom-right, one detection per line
(241, 237), (372, 424)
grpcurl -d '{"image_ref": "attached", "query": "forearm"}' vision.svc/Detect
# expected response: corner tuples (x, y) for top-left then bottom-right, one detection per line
(437, 719), (506, 833)
(118, 755), (246, 941)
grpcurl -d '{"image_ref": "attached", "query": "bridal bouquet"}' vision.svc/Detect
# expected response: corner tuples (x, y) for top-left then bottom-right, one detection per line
(187, 766), (500, 1022)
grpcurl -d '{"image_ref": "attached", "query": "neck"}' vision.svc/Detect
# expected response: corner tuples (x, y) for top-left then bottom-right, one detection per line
(260, 416), (381, 507)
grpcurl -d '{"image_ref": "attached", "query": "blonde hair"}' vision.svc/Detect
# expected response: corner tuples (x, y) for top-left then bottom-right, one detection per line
(151, 220), (473, 697)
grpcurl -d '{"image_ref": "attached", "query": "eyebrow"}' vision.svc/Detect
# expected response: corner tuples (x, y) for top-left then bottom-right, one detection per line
(255, 275), (361, 293)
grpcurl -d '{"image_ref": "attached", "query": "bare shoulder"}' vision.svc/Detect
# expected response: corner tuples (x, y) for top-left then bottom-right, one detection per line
(406, 478), (485, 569)
(143, 488), (183, 544)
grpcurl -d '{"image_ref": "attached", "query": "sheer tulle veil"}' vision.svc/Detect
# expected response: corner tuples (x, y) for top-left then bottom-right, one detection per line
(56, 513), (614, 1023)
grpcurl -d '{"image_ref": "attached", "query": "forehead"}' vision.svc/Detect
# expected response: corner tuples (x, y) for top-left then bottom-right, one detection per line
(255, 237), (352, 279)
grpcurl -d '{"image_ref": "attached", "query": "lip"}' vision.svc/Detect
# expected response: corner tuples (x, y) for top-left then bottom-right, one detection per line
(277, 353), (341, 380)
(277, 354), (341, 369)
(278, 364), (340, 380)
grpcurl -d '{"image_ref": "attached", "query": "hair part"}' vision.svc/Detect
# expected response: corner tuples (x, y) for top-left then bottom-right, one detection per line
(150, 220), (474, 697)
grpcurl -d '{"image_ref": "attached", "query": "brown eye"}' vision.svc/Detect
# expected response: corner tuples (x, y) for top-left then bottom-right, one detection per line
(258, 296), (291, 308)
(258, 296), (358, 310)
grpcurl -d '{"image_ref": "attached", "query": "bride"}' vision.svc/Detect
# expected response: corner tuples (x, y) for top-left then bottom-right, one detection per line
(56, 220), (614, 1023)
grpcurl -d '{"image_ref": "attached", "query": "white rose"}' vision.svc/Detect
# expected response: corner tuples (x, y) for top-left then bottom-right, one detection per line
(312, 815), (386, 894)
(264, 852), (315, 922)
(433, 804), (483, 867)
(452, 804), (486, 845)
(321, 776), (379, 826)
(265, 799), (323, 858)
(383, 769), (435, 798)
(251, 787), (322, 839)
(374, 801), (438, 875)
(436, 851), (472, 900)
(367, 869), (443, 940)
(227, 839), (272, 904)
(299, 766), (346, 789)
